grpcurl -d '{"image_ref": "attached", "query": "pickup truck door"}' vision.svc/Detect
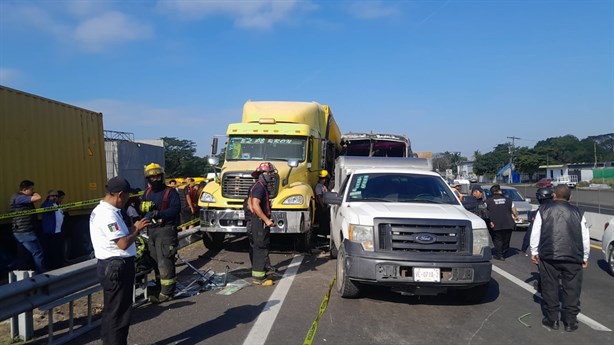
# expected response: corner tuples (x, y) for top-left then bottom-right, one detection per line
(331, 174), (351, 248)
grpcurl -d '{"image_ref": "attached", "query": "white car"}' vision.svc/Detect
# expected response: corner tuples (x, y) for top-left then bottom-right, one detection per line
(603, 217), (614, 276)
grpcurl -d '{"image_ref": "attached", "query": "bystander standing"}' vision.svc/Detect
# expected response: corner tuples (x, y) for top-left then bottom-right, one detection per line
(530, 185), (589, 332)
(9, 180), (46, 273)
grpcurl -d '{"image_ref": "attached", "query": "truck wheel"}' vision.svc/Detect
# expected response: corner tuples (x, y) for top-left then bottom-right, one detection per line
(202, 232), (225, 250)
(296, 216), (313, 253)
(329, 236), (338, 259)
(461, 283), (489, 303)
(337, 245), (360, 298)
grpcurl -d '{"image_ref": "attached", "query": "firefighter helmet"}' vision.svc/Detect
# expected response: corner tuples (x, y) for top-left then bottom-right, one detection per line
(144, 163), (164, 177)
(319, 170), (329, 178)
(251, 162), (276, 178)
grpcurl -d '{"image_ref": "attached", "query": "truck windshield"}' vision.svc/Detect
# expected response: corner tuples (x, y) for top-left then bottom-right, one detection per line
(226, 136), (307, 162)
(346, 173), (457, 204)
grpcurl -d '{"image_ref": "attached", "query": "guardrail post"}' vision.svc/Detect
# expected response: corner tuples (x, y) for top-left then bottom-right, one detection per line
(9, 271), (34, 342)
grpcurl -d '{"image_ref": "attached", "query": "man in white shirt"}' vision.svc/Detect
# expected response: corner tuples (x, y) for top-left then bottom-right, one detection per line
(90, 177), (150, 345)
(530, 185), (590, 332)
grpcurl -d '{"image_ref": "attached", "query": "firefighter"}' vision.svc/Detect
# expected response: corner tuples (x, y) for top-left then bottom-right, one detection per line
(246, 162), (277, 285)
(141, 163), (181, 303)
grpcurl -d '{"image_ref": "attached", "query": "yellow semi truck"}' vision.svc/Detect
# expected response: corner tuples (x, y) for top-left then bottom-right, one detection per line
(199, 101), (341, 251)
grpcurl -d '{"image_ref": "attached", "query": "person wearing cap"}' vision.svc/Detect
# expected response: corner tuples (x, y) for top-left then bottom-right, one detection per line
(315, 170), (330, 235)
(9, 180), (46, 273)
(41, 190), (65, 269)
(90, 176), (151, 345)
(246, 162), (276, 284)
(451, 182), (463, 201)
(468, 185), (490, 227)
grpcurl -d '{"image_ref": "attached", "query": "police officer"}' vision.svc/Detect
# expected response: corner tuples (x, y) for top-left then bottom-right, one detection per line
(90, 177), (150, 345)
(486, 184), (520, 260)
(468, 185), (489, 225)
(141, 163), (181, 303)
(246, 162), (276, 284)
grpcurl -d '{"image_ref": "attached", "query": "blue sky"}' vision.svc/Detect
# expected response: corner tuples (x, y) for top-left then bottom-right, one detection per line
(1, 0), (613, 159)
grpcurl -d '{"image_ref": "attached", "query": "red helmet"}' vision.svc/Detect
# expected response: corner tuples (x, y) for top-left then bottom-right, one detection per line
(251, 162), (276, 178)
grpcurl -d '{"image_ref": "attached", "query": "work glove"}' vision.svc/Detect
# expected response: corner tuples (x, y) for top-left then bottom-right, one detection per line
(144, 211), (159, 224)
(140, 201), (156, 213)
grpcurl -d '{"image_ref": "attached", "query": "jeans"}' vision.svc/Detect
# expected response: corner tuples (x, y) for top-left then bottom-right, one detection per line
(12, 231), (46, 273)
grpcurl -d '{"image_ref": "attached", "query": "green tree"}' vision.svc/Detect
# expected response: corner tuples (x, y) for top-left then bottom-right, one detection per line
(432, 151), (467, 173)
(514, 147), (541, 175)
(162, 137), (208, 178)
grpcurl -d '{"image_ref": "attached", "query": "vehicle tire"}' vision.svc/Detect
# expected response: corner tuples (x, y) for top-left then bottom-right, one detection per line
(329, 235), (338, 259)
(202, 232), (225, 250)
(295, 215), (312, 253)
(608, 244), (614, 277)
(337, 245), (360, 298)
(461, 283), (489, 303)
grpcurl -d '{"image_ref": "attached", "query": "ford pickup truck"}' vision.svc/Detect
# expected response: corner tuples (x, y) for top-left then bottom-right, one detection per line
(324, 157), (492, 301)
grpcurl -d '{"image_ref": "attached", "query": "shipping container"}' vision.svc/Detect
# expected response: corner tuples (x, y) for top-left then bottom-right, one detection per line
(0, 86), (107, 217)
(0, 85), (107, 269)
(105, 139), (165, 190)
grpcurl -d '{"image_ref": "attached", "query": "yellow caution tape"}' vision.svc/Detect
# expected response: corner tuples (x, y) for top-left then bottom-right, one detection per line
(176, 218), (200, 230)
(303, 277), (336, 345)
(0, 192), (144, 220)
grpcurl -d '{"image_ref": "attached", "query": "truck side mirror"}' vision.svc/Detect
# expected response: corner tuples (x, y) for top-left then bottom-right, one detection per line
(282, 160), (299, 187)
(323, 191), (342, 205)
(211, 137), (218, 155)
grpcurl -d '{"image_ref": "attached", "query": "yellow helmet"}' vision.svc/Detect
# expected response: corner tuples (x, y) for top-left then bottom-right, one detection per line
(319, 170), (329, 178)
(144, 163), (164, 177)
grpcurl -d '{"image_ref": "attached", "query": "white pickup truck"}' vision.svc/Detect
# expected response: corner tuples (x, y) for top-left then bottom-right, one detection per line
(552, 175), (578, 188)
(324, 157), (492, 301)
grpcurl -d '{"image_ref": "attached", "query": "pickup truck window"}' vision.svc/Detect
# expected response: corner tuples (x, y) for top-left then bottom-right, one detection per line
(347, 173), (457, 204)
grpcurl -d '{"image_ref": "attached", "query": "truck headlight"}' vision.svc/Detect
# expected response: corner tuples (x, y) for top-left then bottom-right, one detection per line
(282, 195), (304, 205)
(472, 228), (490, 255)
(200, 192), (216, 203)
(349, 224), (374, 251)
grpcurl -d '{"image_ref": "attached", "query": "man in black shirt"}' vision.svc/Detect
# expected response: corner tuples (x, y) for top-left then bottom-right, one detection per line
(486, 184), (520, 260)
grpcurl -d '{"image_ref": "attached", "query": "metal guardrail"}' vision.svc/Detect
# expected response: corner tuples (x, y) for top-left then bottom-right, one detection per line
(0, 226), (204, 341)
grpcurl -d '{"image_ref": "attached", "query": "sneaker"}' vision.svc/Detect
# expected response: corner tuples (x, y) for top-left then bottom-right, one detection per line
(564, 322), (579, 332)
(542, 318), (559, 331)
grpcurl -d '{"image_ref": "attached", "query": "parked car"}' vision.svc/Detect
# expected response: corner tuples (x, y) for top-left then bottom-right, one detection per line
(603, 217), (614, 276)
(535, 178), (552, 188)
(480, 184), (535, 229)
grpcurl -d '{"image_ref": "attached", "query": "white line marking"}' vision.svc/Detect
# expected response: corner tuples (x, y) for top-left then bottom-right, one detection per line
(491, 265), (612, 331)
(242, 255), (304, 345)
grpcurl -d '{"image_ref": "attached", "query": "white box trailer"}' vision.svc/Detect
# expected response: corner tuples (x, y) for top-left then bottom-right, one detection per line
(333, 156), (432, 192)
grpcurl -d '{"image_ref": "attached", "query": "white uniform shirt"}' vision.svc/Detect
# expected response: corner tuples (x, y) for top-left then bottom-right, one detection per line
(54, 206), (64, 234)
(530, 211), (590, 261)
(90, 200), (135, 259)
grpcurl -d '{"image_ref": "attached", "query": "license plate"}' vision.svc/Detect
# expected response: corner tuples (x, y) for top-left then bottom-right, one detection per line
(414, 268), (440, 282)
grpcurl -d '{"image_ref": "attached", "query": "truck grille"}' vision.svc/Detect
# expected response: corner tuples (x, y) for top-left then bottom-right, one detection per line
(377, 219), (471, 254)
(221, 172), (278, 199)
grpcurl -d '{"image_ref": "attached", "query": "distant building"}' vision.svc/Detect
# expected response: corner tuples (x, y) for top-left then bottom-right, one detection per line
(539, 162), (613, 182)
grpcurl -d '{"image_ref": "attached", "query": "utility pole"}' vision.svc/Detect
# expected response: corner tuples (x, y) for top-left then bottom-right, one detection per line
(507, 136), (520, 184)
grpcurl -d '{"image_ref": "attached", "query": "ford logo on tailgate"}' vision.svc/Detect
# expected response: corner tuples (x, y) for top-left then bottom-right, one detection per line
(415, 233), (436, 244)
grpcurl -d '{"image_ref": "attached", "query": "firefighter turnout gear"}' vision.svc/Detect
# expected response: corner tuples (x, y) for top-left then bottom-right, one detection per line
(141, 173), (181, 300)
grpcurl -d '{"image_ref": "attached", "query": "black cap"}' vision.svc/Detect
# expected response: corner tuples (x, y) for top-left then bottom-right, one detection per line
(106, 177), (136, 194)
(471, 185), (483, 192)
